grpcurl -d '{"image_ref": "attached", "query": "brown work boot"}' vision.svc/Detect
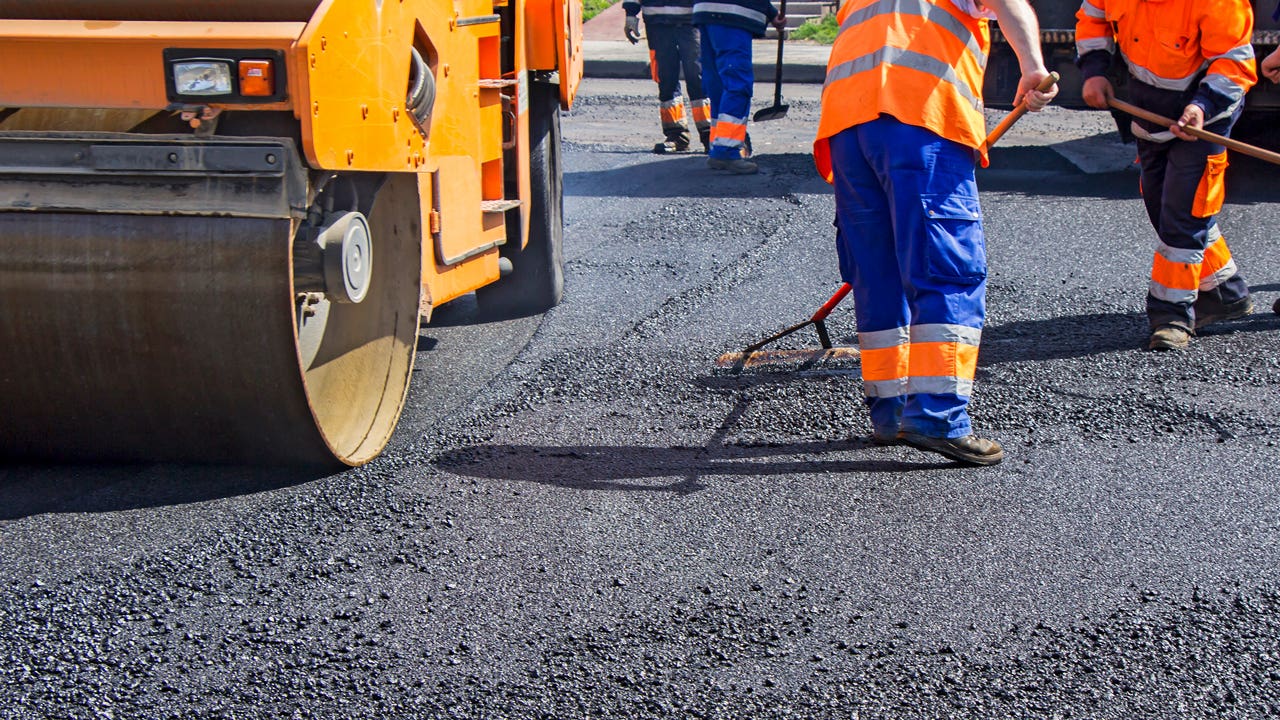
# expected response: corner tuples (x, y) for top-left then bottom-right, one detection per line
(707, 157), (758, 174)
(898, 432), (1004, 466)
(1148, 324), (1191, 351)
(1194, 295), (1253, 329)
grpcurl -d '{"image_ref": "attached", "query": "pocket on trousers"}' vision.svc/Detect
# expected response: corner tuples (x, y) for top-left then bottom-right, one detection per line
(1192, 151), (1228, 218)
(920, 193), (987, 282)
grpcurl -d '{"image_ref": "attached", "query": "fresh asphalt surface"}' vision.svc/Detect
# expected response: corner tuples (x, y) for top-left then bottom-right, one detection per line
(3, 78), (1280, 718)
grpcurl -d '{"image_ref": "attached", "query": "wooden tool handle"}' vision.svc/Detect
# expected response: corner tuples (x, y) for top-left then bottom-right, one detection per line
(1109, 97), (1280, 166)
(980, 72), (1060, 153)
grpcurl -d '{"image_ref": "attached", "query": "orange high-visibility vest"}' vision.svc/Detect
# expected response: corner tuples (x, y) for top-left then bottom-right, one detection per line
(1075, 0), (1255, 106)
(814, 0), (991, 182)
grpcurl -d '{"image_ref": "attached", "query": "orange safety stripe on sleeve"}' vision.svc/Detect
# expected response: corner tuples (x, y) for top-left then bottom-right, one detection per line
(906, 342), (979, 380)
(1150, 252), (1201, 291)
(860, 345), (910, 383)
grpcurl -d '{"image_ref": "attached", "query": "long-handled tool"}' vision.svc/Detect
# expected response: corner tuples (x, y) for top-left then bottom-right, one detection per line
(719, 75), (1059, 374)
(753, 0), (789, 122)
(979, 72), (1060, 155)
(716, 283), (854, 370)
(1108, 97), (1280, 166)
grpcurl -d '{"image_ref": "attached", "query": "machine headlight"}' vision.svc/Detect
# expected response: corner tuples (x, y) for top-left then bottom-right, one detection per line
(172, 61), (234, 96)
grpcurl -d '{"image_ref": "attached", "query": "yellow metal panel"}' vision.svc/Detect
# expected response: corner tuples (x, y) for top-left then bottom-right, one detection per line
(0, 20), (301, 110)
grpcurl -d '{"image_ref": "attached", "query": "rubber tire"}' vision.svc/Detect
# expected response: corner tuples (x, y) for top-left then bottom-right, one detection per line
(478, 79), (564, 318)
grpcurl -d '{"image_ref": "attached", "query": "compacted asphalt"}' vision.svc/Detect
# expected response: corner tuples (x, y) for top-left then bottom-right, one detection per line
(3, 79), (1280, 718)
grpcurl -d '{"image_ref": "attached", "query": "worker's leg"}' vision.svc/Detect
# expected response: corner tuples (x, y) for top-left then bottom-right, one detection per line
(1142, 110), (1249, 332)
(698, 24), (722, 148)
(862, 116), (985, 439)
(703, 24), (753, 162)
(677, 23), (712, 150)
(829, 124), (907, 438)
(647, 24), (690, 148)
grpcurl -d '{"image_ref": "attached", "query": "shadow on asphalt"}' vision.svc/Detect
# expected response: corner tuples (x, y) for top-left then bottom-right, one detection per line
(434, 439), (947, 494)
(0, 463), (324, 519)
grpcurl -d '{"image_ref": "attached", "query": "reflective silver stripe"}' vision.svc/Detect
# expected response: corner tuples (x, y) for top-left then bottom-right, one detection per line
(714, 113), (745, 125)
(1155, 240), (1204, 265)
(1203, 72), (1247, 102)
(1130, 120), (1175, 143)
(910, 323), (981, 346)
(1076, 36), (1114, 54)
(905, 376), (974, 397)
(824, 46), (983, 112)
(858, 326), (910, 350)
(660, 97), (687, 109)
(1126, 57), (1204, 91)
(1149, 281), (1198, 304)
(838, 0), (987, 68)
(864, 378), (908, 398)
(1079, 0), (1106, 18)
(690, 98), (710, 108)
(644, 6), (694, 15)
(693, 2), (767, 24)
(1211, 43), (1255, 64)
(1199, 258), (1237, 291)
(1207, 224), (1223, 244)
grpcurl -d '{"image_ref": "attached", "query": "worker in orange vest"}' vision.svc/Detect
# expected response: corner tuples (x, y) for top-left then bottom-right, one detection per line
(813, 0), (1056, 466)
(1077, 0), (1257, 350)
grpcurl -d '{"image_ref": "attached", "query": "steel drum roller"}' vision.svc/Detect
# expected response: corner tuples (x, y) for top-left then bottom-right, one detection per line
(0, 170), (422, 466)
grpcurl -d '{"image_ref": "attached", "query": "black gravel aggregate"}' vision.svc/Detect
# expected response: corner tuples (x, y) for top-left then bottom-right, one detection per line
(3, 81), (1280, 718)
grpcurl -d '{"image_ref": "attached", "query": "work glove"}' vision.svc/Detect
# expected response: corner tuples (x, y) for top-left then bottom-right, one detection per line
(625, 15), (641, 44)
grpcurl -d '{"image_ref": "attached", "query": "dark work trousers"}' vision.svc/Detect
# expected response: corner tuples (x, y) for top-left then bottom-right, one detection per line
(646, 22), (709, 144)
(1131, 80), (1250, 331)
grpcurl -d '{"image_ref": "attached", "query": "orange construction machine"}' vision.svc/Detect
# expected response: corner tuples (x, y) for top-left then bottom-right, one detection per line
(0, 0), (583, 466)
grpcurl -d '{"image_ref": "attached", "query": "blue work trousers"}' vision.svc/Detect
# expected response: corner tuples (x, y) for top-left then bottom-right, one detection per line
(699, 24), (753, 160)
(830, 116), (986, 439)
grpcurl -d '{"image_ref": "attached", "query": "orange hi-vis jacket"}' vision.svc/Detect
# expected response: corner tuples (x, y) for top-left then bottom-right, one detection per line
(814, 0), (991, 182)
(1075, 0), (1256, 115)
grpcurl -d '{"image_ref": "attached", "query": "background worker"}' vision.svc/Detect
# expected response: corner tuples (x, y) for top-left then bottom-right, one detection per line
(693, 0), (786, 174)
(1077, 0), (1257, 350)
(624, 0), (713, 153)
(813, 0), (1056, 466)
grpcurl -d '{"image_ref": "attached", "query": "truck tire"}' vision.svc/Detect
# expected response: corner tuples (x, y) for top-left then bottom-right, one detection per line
(478, 78), (564, 318)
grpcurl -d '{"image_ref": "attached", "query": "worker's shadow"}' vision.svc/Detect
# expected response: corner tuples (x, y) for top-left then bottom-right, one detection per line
(434, 374), (944, 495)
(0, 463), (322, 520)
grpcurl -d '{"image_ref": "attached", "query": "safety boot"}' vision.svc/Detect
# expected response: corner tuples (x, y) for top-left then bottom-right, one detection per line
(653, 138), (692, 154)
(707, 157), (758, 174)
(699, 128), (711, 154)
(898, 432), (1004, 466)
(1194, 295), (1253, 329)
(1148, 324), (1191, 351)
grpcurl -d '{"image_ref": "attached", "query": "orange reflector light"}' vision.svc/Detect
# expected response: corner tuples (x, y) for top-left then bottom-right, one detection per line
(238, 59), (274, 97)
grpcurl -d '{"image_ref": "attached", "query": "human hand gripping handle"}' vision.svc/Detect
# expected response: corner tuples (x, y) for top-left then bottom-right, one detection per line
(980, 72), (1058, 154)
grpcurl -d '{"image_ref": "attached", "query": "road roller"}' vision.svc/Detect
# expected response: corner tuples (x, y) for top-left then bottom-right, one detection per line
(0, 0), (583, 466)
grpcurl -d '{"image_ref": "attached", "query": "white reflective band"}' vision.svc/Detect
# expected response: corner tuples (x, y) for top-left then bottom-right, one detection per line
(1080, 0), (1106, 18)
(1203, 73), (1247, 102)
(1155, 240), (1204, 265)
(910, 323), (982, 345)
(1127, 57), (1205, 91)
(1130, 120), (1175, 143)
(905, 376), (974, 397)
(864, 378), (908, 398)
(715, 113), (746, 126)
(858, 326), (910, 350)
(825, 46), (983, 112)
(1211, 44), (1256, 64)
(690, 98), (710, 108)
(1207, 224), (1223, 244)
(1149, 281), (1198, 304)
(660, 97), (686, 109)
(838, 0), (987, 68)
(644, 6), (694, 15)
(1200, 258), (1237, 291)
(1076, 37), (1115, 54)
(693, 2), (767, 24)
